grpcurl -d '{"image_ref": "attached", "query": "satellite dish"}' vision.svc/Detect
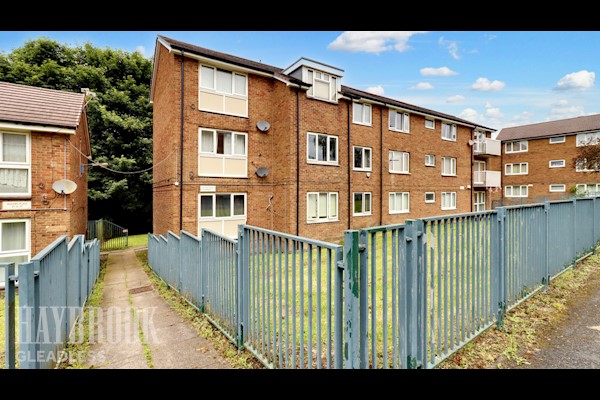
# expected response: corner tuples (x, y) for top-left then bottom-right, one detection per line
(256, 167), (269, 178)
(468, 140), (474, 146)
(256, 121), (270, 132)
(52, 179), (78, 195)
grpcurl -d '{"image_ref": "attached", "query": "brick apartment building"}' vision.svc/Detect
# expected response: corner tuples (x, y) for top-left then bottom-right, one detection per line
(150, 35), (500, 241)
(0, 82), (90, 277)
(497, 114), (600, 204)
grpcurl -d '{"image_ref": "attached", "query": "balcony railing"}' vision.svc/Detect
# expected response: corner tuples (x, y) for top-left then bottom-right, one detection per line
(473, 138), (501, 157)
(473, 170), (501, 187)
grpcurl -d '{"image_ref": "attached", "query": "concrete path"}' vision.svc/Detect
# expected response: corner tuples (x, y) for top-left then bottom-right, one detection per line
(86, 248), (231, 369)
(519, 268), (600, 369)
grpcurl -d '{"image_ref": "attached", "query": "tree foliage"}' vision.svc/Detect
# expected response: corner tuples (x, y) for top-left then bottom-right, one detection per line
(0, 38), (153, 233)
(573, 137), (600, 173)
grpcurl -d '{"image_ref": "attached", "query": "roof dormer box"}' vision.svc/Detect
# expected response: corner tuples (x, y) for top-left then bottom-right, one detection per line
(283, 58), (344, 103)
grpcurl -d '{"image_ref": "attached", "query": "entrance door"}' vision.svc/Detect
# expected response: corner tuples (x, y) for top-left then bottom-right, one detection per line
(474, 160), (486, 185)
(474, 191), (486, 211)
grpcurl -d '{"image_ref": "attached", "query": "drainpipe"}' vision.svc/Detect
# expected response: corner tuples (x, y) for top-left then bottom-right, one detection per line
(347, 101), (351, 229)
(379, 107), (383, 225)
(179, 50), (185, 232)
(296, 87), (300, 236)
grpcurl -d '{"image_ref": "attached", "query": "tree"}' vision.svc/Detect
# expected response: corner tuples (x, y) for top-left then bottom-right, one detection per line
(0, 38), (153, 233)
(573, 136), (600, 175)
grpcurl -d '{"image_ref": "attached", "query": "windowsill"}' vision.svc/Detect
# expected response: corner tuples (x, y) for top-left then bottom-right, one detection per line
(425, 126), (435, 130)
(198, 107), (248, 119)
(548, 166), (565, 169)
(200, 87), (247, 99)
(0, 194), (32, 200)
(352, 121), (372, 127)
(389, 128), (410, 134)
(505, 151), (528, 154)
(199, 153), (247, 159)
(441, 174), (457, 177)
(505, 173), (528, 176)
(504, 196), (528, 198)
(306, 95), (339, 105)
(389, 171), (410, 175)
(389, 210), (410, 214)
(425, 164), (435, 167)
(441, 207), (457, 211)
(353, 168), (372, 172)
(197, 174), (248, 178)
(549, 142), (565, 144)
(306, 218), (339, 224)
(199, 215), (246, 221)
(549, 191), (566, 193)
(353, 213), (372, 217)
(307, 161), (339, 167)
(425, 201), (435, 204)
(441, 138), (457, 142)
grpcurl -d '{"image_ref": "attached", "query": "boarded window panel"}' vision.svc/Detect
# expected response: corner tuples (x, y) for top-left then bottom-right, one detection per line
(216, 194), (231, 217)
(216, 70), (232, 93)
(200, 196), (213, 217)
(314, 80), (329, 99)
(3, 134), (26, 162)
(403, 113), (410, 132)
(329, 193), (338, 218)
(200, 66), (215, 89)
(353, 103), (362, 122)
(330, 77), (337, 100)
(308, 134), (317, 160)
(234, 74), (246, 96)
(389, 110), (396, 129)
(365, 105), (371, 124)
(201, 130), (214, 152)
(318, 193), (328, 218)
(307, 194), (317, 219)
(318, 135), (327, 161)
(329, 138), (337, 162)
(306, 70), (314, 96)
(233, 195), (245, 216)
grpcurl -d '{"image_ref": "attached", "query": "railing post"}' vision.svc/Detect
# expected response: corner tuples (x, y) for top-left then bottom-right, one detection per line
(405, 220), (424, 368)
(496, 208), (507, 328)
(236, 224), (245, 348)
(200, 229), (206, 313)
(334, 246), (344, 369)
(19, 261), (39, 369)
(343, 230), (359, 369)
(3, 263), (16, 369)
(572, 199), (577, 262)
(544, 202), (550, 286)
(358, 229), (368, 368)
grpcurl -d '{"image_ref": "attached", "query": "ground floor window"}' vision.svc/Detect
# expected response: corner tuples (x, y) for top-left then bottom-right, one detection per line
(474, 191), (486, 212)
(198, 193), (246, 238)
(389, 192), (410, 214)
(0, 218), (30, 266)
(353, 192), (372, 216)
(307, 192), (338, 223)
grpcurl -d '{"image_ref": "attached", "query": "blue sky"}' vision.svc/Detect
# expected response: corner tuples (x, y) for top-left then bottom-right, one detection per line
(1, 31), (599, 131)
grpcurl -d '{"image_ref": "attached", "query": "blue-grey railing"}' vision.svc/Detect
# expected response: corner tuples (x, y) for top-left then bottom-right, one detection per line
(2, 235), (100, 369)
(147, 197), (600, 369)
(87, 219), (128, 251)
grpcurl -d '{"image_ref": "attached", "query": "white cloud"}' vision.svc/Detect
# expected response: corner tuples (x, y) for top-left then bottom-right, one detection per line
(410, 82), (434, 90)
(552, 99), (569, 106)
(420, 66), (458, 76)
(366, 85), (385, 96)
(549, 99), (585, 119)
(135, 45), (146, 56)
(471, 77), (506, 92)
(446, 95), (465, 103)
(328, 31), (428, 54)
(554, 70), (595, 91)
(439, 36), (460, 60)
(512, 111), (534, 122)
(459, 108), (481, 122)
(484, 102), (504, 120)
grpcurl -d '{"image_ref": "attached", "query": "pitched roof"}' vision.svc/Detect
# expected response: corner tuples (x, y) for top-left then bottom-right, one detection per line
(497, 114), (600, 141)
(0, 81), (85, 129)
(156, 36), (494, 131)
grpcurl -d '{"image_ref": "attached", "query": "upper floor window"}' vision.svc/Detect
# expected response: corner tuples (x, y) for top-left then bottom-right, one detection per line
(353, 102), (372, 126)
(307, 132), (338, 165)
(576, 132), (600, 147)
(441, 192), (457, 210)
(353, 146), (372, 171)
(441, 123), (457, 141)
(549, 160), (565, 168)
(505, 185), (528, 197)
(505, 162), (528, 175)
(0, 132), (30, 197)
(199, 193), (246, 219)
(549, 136), (565, 144)
(425, 118), (435, 130)
(389, 110), (410, 133)
(505, 140), (528, 153)
(441, 156), (457, 176)
(199, 64), (248, 117)
(198, 128), (247, 178)
(389, 151), (409, 174)
(306, 69), (338, 102)
(425, 154), (436, 167)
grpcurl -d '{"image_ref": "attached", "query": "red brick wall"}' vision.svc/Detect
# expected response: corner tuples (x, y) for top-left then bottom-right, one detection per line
(68, 109), (90, 237)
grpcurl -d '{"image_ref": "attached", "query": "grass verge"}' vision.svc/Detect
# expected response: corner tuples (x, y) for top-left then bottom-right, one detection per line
(134, 249), (262, 369)
(438, 248), (600, 369)
(58, 257), (107, 369)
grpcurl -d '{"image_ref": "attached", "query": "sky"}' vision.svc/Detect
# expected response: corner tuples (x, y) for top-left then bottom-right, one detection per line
(0, 31), (599, 132)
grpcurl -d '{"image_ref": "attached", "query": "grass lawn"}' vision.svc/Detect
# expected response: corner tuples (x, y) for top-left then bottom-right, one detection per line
(102, 234), (148, 251)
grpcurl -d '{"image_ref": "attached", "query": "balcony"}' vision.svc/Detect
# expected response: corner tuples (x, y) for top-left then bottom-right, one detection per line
(473, 138), (501, 157)
(473, 171), (501, 188)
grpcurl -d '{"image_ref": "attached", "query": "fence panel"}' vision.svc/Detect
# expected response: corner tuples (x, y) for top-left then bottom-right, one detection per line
(87, 219), (129, 251)
(67, 236), (83, 328)
(575, 198), (594, 256)
(241, 226), (344, 369)
(180, 231), (202, 306)
(548, 201), (576, 277)
(167, 232), (181, 290)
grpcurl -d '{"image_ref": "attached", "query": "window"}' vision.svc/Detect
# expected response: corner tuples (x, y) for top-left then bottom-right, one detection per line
(441, 192), (457, 210)
(307, 192), (338, 223)
(425, 118), (435, 130)
(549, 160), (565, 168)
(549, 136), (565, 144)
(389, 192), (410, 214)
(307, 133), (338, 165)
(389, 110), (410, 133)
(441, 123), (457, 141)
(576, 132), (600, 147)
(576, 184), (600, 195)
(353, 192), (372, 216)
(198, 128), (247, 178)
(505, 140), (528, 153)
(306, 69), (338, 102)
(389, 151), (410, 174)
(0, 132), (30, 197)
(353, 146), (372, 171)
(425, 192), (435, 203)
(199, 65), (247, 117)
(549, 184), (566, 192)
(505, 162), (528, 175)
(505, 185), (529, 197)
(0, 219), (30, 267)
(441, 157), (457, 176)
(576, 158), (600, 172)
(474, 192), (486, 212)
(425, 154), (436, 167)
(199, 193), (246, 219)
(353, 103), (372, 126)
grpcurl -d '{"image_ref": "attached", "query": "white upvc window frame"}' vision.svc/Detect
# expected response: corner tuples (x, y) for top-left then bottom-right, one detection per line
(505, 185), (529, 198)
(549, 184), (566, 193)
(474, 191), (486, 212)
(307, 192), (339, 223)
(441, 122), (457, 142)
(198, 193), (247, 220)
(0, 218), (31, 264)
(198, 128), (248, 178)
(305, 68), (339, 103)
(425, 118), (435, 130)
(353, 192), (372, 217)
(388, 109), (410, 133)
(505, 162), (529, 175)
(549, 160), (565, 168)
(549, 136), (566, 144)
(576, 183), (600, 195)
(307, 132), (338, 166)
(424, 192), (435, 203)
(352, 102), (372, 126)
(424, 154), (436, 167)
(441, 192), (457, 210)
(0, 131), (32, 198)
(441, 156), (457, 176)
(389, 150), (410, 174)
(389, 192), (410, 214)
(353, 146), (372, 171)
(505, 140), (528, 153)
(198, 64), (248, 117)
